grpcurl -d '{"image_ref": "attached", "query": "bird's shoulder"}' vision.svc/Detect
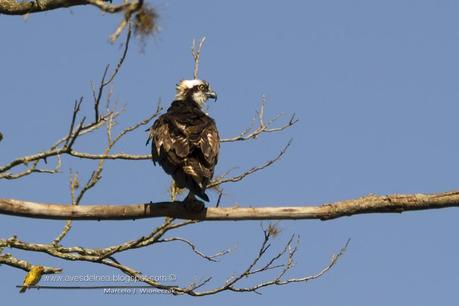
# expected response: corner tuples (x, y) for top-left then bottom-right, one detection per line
(156, 100), (216, 134)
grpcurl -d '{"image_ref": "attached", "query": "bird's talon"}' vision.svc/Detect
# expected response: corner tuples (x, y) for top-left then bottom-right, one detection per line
(183, 199), (205, 212)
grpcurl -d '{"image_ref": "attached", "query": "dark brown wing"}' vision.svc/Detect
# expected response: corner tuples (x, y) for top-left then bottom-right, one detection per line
(150, 115), (190, 168)
(182, 115), (220, 190)
(197, 120), (220, 176)
(149, 102), (219, 201)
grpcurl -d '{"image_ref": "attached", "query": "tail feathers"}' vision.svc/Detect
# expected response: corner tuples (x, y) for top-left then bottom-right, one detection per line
(195, 190), (209, 202)
(19, 286), (27, 293)
(188, 175), (210, 202)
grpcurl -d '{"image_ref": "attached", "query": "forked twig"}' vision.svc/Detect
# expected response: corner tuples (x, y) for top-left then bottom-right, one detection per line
(192, 36), (206, 79)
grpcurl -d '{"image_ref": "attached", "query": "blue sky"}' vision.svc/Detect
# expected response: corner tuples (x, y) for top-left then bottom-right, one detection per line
(2, 0), (459, 305)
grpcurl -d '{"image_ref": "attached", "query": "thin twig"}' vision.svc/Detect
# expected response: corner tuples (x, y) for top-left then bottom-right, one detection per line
(157, 237), (231, 262)
(191, 36), (206, 79)
(209, 140), (292, 189)
(221, 97), (298, 143)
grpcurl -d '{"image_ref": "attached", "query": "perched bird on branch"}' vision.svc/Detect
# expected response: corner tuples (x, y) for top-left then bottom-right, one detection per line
(19, 265), (44, 293)
(148, 80), (219, 210)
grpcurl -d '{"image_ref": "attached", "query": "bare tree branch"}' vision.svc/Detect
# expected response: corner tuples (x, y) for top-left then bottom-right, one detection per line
(0, 252), (62, 274)
(1, 190), (459, 221)
(0, 29), (164, 180)
(221, 238), (349, 294)
(0, 0), (132, 15)
(192, 37), (206, 79)
(156, 237), (231, 262)
(1, 222), (347, 296)
(50, 173), (81, 246)
(0, 0), (147, 42)
(0, 154), (63, 180)
(209, 139), (292, 189)
(1, 218), (193, 259)
(94, 26), (132, 120)
(221, 97), (298, 143)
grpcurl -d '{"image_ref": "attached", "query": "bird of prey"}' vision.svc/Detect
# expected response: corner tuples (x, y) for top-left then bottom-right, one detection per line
(148, 79), (219, 209)
(20, 266), (44, 293)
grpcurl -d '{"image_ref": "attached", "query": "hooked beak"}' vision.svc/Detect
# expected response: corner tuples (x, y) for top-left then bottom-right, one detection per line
(206, 90), (218, 102)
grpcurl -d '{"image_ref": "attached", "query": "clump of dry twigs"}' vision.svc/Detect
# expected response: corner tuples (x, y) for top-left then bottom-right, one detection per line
(134, 3), (158, 39)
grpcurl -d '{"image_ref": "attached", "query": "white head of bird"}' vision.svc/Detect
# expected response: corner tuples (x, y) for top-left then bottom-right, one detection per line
(175, 79), (217, 107)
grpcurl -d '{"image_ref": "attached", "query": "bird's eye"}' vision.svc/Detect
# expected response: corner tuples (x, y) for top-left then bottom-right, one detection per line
(198, 84), (206, 91)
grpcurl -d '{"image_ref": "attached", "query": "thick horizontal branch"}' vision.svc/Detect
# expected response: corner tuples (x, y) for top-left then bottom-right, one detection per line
(0, 0), (134, 15)
(1, 190), (459, 221)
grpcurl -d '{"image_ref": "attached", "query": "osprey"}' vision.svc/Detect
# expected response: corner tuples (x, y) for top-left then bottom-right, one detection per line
(149, 79), (219, 207)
